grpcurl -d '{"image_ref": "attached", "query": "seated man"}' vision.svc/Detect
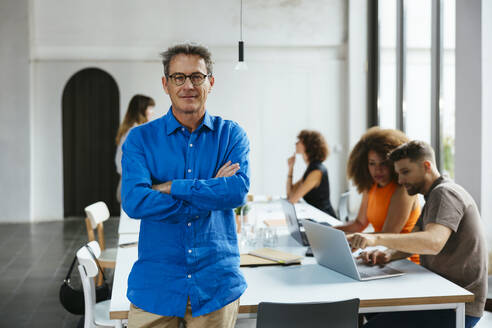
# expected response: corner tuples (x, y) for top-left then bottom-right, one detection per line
(348, 140), (487, 328)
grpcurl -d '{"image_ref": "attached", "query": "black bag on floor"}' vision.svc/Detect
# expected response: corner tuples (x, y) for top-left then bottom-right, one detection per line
(59, 246), (111, 315)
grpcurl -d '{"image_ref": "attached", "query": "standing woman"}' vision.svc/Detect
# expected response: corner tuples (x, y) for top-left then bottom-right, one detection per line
(336, 127), (421, 263)
(286, 130), (337, 218)
(115, 94), (155, 203)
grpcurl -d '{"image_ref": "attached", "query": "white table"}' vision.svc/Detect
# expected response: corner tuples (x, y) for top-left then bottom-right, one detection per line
(110, 204), (473, 328)
(118, 209), (140, 234)
(117, 201), (338, 235)
(110, 233), (138, 324)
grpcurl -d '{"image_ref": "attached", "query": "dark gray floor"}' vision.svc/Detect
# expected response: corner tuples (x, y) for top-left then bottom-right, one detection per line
(0, 218), (118, 328)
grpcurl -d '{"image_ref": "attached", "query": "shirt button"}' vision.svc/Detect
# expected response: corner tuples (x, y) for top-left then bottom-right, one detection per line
(188, 249), (192, 253)
(188, 222), (191, 227)
(189, 143), (193, 147)
(187, 274), (192, 279)
(181, 128), (185, 131)
(188, 169), (192, 173)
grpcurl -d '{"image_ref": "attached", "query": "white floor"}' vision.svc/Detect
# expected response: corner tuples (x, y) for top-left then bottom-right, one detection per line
(476, 310), (492, 327)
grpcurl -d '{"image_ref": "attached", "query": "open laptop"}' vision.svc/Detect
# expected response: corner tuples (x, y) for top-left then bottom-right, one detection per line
(303, 220), (404, 281)
(280, 199), (331, 256)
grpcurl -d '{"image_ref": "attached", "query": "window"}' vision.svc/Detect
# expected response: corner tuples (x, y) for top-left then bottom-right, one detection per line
(404, 0), (432, 144)
(373, 0), (454, 173)
(378, 0), (397, 129)
(441, 0), (455, 178)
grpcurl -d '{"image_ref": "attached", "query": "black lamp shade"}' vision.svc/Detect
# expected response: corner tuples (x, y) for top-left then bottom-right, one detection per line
(238, 41), (244, 62)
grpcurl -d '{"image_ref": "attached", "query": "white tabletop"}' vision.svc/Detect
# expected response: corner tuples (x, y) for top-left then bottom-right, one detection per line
(110, 233), (138, 319)
(110, 233), (472, 321)
(110, 202), (472, 328)
(117, 201), (339, 235)
(118, 209), (140, 234)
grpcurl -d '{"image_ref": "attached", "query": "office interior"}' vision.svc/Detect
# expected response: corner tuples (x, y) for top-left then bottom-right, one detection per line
(0, 0), (491, 327)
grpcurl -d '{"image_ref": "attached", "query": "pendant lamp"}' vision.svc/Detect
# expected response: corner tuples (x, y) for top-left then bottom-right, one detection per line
(235, 0), (248, 70)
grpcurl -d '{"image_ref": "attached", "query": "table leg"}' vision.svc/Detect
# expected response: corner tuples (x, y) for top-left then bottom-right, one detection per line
(115, 319), (123, 328)
(455, 303), (465, 328)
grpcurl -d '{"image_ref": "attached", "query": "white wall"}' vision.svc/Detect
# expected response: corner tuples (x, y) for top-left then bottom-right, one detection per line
(346, 0), (369, 212)
(0, 0), (31, 222)
(455, 0), (492, 248)
(482, 0), (492, 247)
(32, 0), (345, 50)
(28, 0), (350, 221)
(455, 0), (482, 209)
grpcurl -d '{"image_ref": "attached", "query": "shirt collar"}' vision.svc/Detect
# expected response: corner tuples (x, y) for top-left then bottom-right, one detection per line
(424, 175), (444, 201)
(164, 107), (214, 135)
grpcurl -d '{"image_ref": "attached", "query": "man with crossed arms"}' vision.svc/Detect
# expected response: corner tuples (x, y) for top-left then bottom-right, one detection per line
(348, 140), (487, 328)
(122, 43), (249, 327)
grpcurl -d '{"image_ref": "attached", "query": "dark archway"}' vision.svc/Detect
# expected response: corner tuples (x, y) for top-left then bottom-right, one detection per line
(62, 68), (120, 217)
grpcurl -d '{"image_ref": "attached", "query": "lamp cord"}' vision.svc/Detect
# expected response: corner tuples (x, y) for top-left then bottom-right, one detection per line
(240, 0), (243, 41)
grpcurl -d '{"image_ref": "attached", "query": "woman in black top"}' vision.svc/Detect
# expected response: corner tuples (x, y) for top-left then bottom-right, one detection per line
(286, 130), (337, 218)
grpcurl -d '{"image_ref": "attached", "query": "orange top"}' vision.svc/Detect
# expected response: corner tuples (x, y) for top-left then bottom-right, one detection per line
(367, 181), (421, 264)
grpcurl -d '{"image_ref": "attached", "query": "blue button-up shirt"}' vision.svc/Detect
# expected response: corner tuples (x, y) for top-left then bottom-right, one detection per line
(121, 108), (250, 317)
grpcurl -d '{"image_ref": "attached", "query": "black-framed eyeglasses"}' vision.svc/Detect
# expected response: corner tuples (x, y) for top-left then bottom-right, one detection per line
(166, 72), (211, 86)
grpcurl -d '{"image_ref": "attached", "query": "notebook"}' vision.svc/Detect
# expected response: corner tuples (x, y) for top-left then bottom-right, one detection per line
(240, 248), (303, 267)
(303, 220), (404, 281)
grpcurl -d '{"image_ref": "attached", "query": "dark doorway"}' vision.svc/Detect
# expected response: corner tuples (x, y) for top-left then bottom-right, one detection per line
(62, 68), (120, 217)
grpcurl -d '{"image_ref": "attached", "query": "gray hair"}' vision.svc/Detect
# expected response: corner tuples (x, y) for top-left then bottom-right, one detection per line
(160, 43), (214, 77)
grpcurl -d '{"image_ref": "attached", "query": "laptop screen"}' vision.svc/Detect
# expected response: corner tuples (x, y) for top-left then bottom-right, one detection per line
(280, 199), (304, 245)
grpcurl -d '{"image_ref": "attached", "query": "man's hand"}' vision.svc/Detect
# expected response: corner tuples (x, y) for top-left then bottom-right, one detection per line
(215, 161), (240, 178)
(358, 250), (391, 266)
(347, 233), (377, 251)
(152, 181), (172, 194)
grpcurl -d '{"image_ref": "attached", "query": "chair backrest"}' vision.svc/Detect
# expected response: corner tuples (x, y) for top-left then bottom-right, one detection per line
(256, 298), (360, 328)
(84, 201), (110, 249)
(77, 241), (101, 328)
(338, 191), (350, 222)
(85, 201), (110, 228)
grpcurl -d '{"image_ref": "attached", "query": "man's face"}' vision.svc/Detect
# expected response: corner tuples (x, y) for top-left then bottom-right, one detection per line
(394, 158), (427, 195)
(162, 54), (214, 116)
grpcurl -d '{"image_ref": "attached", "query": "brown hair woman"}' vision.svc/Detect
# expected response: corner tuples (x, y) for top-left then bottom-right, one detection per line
(286, 130), (336, 218)
(115, 94), (155, 202)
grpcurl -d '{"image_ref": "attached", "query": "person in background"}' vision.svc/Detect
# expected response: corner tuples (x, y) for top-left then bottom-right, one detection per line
(115, 94), (155, 203)
(286, 130), (337, 218)
(122, 43), (250, 327)
(348, 140), (487, 328)
(336, 127), (421, 263)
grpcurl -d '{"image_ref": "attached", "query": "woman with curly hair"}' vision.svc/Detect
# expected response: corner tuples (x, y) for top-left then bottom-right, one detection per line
(286, 130), (337, 218)
(337, 127), (421, 263)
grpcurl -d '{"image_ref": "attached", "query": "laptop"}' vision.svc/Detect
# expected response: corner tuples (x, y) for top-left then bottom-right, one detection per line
(280, 199), (312, 246)
(303, 220), (404, 281)
(280, 199), (331, 257)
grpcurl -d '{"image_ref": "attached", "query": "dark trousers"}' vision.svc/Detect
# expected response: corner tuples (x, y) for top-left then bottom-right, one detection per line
(363, 310), (480, 328)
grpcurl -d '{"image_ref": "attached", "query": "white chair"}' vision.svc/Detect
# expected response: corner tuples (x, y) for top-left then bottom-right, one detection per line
(84, 201), (117, 285)
(77, 241), (121, 328)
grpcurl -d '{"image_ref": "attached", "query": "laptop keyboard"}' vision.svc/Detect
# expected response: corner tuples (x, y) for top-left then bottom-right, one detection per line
(357, 264), (401, 278)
